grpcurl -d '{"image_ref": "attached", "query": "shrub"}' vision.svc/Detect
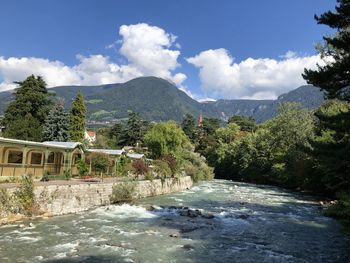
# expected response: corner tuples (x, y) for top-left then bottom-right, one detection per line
(152, 160), (172, 178)
(110, 180), (137, 203)
(325, 192), (350, 233)
(63, 169), (72, 180)
(14, 175), (38, 216)
(41, 170), (50, 182)
(89, 152), (110, 175)
(116, 155), (130, 176)
(161, 154), (178, 175)
(184, 164), (200, 183)
(77, 158), (89, 176)
(132, 159), (149, 175)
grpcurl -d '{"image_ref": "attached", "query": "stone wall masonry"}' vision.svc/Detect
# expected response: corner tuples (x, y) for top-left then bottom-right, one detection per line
(23, 176), (193, 216)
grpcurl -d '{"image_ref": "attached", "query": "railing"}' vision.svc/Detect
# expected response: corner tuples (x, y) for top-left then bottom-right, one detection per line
(0, 163), (46, 177)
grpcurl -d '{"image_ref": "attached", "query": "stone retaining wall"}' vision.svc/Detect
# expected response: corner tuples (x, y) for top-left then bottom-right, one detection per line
(25, 176), (193, 216)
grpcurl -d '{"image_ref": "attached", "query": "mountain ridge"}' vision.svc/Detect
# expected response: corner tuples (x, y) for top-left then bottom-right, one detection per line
(0, 76), (325, 123)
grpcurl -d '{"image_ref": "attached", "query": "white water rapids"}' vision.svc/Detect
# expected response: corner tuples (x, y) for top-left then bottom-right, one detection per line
(0, 180), (349, 262)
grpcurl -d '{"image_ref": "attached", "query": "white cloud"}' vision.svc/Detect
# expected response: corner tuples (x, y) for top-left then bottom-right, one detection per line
(187, 49), (323, 100)
(0, 23), (186, 92)
(119, 23), (184, 84)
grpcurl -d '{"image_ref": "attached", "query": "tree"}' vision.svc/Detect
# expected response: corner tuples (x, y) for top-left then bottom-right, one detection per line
(228, 115), (256, 132)
(122, 112), (147, 146)
(303, 0), (350, 101)
(309, 100), (350, 194)
(69, 92), (86, 142)
(181, 113), (196, 141)
(3, 75), (52, 141)
(42, 102), (70, 142)
(144, 121), (189, 158)
(108, 123), (124, 147)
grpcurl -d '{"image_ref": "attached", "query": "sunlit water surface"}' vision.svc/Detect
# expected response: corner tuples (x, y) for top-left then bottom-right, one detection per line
(0, 180), (349, 263)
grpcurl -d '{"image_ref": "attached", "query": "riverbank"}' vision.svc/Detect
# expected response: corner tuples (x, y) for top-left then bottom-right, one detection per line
(0, 176), (193, 224)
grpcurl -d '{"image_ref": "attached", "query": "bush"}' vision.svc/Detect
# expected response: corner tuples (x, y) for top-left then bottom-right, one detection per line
(110, 180), (137, 203)
(77, 158), (89, 176)
(161, 154), (178, 175)
(89, 152), (110, 175)
(132, 159), (149, 175)
(116, 155), (130, 176)
(325, 192), (350, 233)
(41, 170), (50, 182)
(152, 160), (172, 178)
(63, 169), (72, 180)
(14, 175), (38, 216)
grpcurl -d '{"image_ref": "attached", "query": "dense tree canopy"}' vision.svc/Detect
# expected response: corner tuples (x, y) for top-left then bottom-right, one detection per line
(144, 121), (189, 158)
(3, 75), (52, 141)
(303, 0), (350, 101)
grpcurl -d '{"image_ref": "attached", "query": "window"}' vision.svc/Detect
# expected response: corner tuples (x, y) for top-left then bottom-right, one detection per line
(30, 152), (43, 165)
(47, 152), (55, 164)
(7, 150), (23, 164)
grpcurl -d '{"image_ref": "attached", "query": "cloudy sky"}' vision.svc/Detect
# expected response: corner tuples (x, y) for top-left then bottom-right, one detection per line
(0, 0), (335, 100)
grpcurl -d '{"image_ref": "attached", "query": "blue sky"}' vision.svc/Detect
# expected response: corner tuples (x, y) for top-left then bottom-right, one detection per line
(0, 0), (335, 100)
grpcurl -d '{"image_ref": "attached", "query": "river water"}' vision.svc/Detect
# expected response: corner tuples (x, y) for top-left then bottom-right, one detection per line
(0, 180), (349, 263)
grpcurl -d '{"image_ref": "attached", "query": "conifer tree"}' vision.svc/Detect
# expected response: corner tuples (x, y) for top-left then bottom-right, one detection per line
(42, 101), (70, 142)
(3, 75), (52, 141)
(69, 92), (86, 142)
(181, 113), (196, 142)
(303, 0), (350, 101)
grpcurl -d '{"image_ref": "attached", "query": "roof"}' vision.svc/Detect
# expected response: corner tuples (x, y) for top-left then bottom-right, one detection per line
(86, 131), (96, 137)
(127, 153), (145, 159)
(42, 141), (82, 149)
(87, 149), (125, 156)
(0, 137), (82, 150)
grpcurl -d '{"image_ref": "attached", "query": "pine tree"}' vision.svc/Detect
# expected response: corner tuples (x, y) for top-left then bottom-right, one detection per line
(69, 92), (86, 142)
(121, 112), (146, 146)
(42, 102), (70, 142)
(181, 113), (196, 142)
(303, 0), (350, 101)
(3, 75), (52, 141)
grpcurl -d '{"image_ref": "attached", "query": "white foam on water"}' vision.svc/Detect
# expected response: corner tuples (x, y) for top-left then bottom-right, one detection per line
(16, 236), (41, 242)
(53, 242), (79, 252)
(83, 218), (112, 223)
(34, 255), (43, 261)
(53, 252), (67, 259)
(93, 204), (157, 219)
(56, 231), (70, 236)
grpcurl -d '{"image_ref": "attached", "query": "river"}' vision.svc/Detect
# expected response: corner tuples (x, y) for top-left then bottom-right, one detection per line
(0, 180), (349, 263)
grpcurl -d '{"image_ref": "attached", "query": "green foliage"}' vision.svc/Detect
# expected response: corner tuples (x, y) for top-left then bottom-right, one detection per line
(152, 160), (172, 178)
(181, 113), (196, 142)
(309, 100), (350, 193)
(42, 102), (70, 142)
(144, 121), (189, 158)
(303, 0), (350, 101)
(325, 192), (350, 233)
(14, 175), (37, 216)
(41, 170), (50, 182)
(161, 154), (178, 175)
(116, 155), (131, 176)
(69, 92), (86, 142)
(89, 152), (110, 174)
(228, 115), (256, 132)
(3, 75), (52, 141)
(63, 169), (72, 180)
(77, 158), (88, 177)
(121, 112), (148, 146)
(110, 180), (136, 203)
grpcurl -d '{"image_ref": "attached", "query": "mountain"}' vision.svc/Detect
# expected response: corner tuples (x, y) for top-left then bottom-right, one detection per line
(0, 77), (325, 123)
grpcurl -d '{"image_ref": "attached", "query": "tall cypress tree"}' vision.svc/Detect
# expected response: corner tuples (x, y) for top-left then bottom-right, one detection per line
(69, 92), (86, 142)
(42, 101), (70, 142)
(3, 75), (52, 141)
(303, 0), (350, 101)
